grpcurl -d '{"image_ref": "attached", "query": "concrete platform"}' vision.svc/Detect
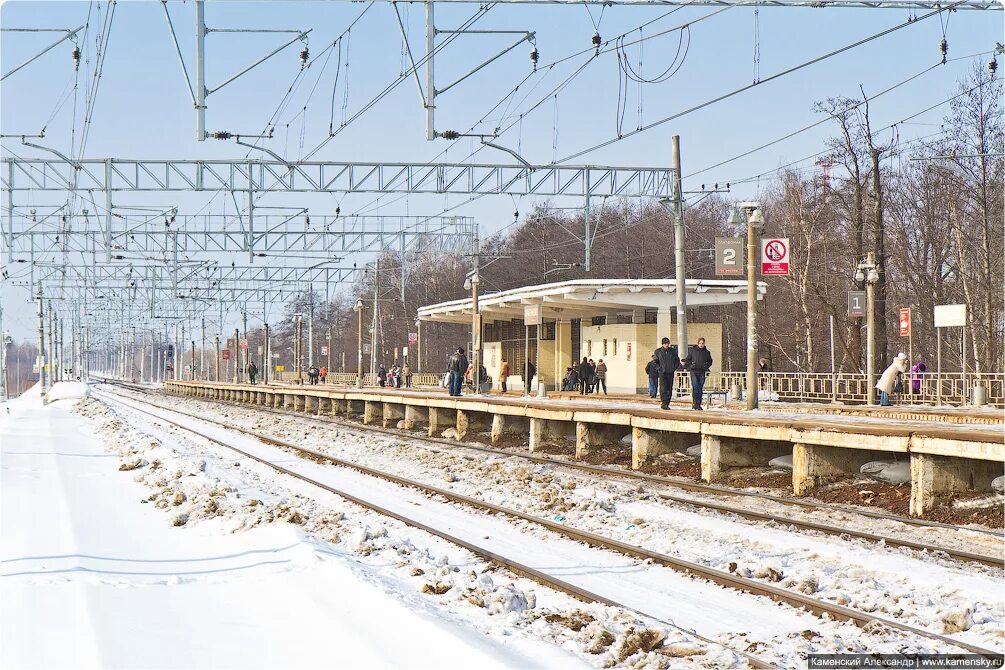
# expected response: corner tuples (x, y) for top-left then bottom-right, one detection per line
(166, 381), (1005, 517)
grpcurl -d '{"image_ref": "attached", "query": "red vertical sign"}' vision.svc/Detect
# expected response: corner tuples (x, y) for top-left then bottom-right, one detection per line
(899, 308), (911, 337)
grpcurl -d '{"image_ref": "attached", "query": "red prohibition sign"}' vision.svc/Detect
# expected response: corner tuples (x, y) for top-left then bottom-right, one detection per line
(765, 239), (787, 261)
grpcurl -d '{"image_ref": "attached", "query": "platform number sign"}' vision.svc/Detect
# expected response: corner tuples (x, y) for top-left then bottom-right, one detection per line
(760, 238), (790, 276)
(715, 237), (743, 276)
(848, 291), (866, 318)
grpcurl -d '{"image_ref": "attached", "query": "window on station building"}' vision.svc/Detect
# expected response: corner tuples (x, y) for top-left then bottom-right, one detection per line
(612, 338), (618, 355)
(540, 322), (556, 341)
(586, 340), (592, 356)
(643, 309), (658, 324)
(602, 339), (608, 356)
(616, 313), (633, 324)
(590, 316), (606, 326)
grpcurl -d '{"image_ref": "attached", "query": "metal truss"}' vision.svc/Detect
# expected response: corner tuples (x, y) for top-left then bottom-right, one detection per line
(2, 158), (674, 197)
(4, 213), (475, 258)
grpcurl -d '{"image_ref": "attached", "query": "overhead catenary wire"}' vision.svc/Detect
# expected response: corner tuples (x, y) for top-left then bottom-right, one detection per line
(554, 0), (970, 165)
(684, 48), (995, 180)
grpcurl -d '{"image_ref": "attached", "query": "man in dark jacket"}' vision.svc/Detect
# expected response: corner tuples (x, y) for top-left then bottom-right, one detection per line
(525, 360), (536, 394)
(682, 337), (713, 410)
(652, 337), (679, 410)
(247, 361), (258, 385)
(447, 348), (467, 397)
(578, 357), (591, 395)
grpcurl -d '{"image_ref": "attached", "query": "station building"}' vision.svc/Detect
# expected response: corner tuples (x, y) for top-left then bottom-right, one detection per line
(418, 279), (764, 393)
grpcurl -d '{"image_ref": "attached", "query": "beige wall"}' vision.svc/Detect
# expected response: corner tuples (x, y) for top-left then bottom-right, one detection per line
(482, 319), (722, 393)
(580, 321), (723, 393)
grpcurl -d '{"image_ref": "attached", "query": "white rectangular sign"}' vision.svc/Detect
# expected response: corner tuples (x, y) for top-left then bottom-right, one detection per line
(524, 304), (542, 326)
(933, 304), (967, 328)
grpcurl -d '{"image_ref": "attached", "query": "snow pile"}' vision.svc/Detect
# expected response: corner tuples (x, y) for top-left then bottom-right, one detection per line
(47, 381), (91, 401)
(768, 455), (793, 471)
(860, 461), (911, 484)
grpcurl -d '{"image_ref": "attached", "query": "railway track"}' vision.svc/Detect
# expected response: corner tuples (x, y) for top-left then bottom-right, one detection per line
(94, 385), (1002, 660)
(99, 379), (1004, 565)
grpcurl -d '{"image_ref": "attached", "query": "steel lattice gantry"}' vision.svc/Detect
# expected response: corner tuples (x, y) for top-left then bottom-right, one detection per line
(2, 159), (674, 197)
(3, 213), (475, 257)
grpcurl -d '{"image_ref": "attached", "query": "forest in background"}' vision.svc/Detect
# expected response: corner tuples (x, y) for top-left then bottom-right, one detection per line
(266, 63), (1002, 377)
(5, 63), (1001, 385)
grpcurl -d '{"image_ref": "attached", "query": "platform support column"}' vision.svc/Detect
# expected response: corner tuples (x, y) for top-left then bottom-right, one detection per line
(910, 453), (1000, 516)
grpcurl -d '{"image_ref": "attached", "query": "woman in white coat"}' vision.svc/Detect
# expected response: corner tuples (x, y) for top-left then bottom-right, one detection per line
(876, 353), (908, 406)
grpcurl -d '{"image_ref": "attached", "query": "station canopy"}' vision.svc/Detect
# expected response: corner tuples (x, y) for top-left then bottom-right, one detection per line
(417, 279), (766, 324)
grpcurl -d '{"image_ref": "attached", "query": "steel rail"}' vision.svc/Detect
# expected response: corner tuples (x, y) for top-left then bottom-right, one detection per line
(92, 388), (772, 669)
(101, 379), (1005, 556)
(94, 384), (1003, 657)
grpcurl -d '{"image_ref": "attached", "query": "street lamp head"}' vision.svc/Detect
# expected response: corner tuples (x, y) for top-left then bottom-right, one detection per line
(854, 268), (865, 283)
(727, 208), (745, 227)
(354, 298), (364, 312)
(867, 268), (879, 283)
(747, 208), (764, 227)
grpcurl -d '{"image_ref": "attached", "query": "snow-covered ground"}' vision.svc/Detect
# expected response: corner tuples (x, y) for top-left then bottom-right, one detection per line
(102, 387), (1004, 653)
(1, 383), (600, 669)
(5, 382), (1002, 669)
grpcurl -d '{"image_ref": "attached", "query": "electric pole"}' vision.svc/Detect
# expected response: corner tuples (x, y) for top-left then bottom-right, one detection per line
(672, 135), (689, 365)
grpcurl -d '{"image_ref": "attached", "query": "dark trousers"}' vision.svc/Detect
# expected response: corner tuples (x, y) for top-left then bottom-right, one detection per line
(501, 379), (507, 392)
(249, 373), (257, 385)
(690, 371), (706, 408)
(579, 379), (587, 394)
(448, 371), (463, 396)
(597, 377), (607, 394)
(658, 373), (674, 407)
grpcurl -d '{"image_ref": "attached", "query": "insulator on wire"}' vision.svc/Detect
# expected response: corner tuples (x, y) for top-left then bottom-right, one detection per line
(440, 130), (460, 140)
(72, 46), (80, 70)
(530, 47), (539, 70)
(990, 57), (998, 80)
(299, 47), (309, 69)
(940, 38), (948, 64)
(592, 32), (601, 52)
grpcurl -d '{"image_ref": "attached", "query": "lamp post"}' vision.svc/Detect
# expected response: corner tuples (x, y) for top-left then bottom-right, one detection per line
(854, 252), (880, 405)
(728, 201), (764, 411)
(354, 298), (364, 388)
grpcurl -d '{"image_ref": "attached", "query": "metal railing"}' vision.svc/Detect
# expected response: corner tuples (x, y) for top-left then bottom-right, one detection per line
(269, 371), (442, 388)
(675, 371), (1005, 407)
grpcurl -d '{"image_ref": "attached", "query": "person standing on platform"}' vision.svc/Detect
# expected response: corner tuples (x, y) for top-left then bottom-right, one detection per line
(525, 360), (536, 394)
(402, 362), (411, 388)
(499, 359), (510, 393)
(447, 348), (468, 397)
(247, 361), (258, 385)
(876, 353), (908, 406)
(595, 359), (608, 395)
(578, 357), (591, 395)
(653, 337), (679, 410)
(681, 338), (712, 410)
(645, 357), (658, 398)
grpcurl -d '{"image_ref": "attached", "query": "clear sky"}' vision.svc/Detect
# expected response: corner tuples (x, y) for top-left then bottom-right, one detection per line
(1, 0), (1002, 340)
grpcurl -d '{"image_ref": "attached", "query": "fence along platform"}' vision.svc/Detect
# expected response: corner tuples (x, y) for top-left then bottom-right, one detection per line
(165, 381), (1003, 517)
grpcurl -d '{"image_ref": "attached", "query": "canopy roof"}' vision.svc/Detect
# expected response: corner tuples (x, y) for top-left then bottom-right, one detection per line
(417, 278), (766, 325)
